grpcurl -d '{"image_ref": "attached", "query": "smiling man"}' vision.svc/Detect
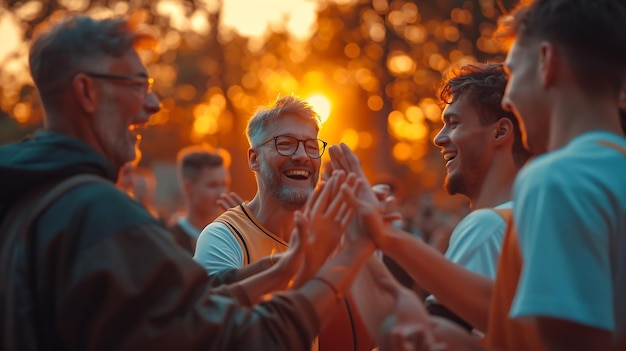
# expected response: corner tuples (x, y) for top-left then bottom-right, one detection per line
(195, 96), (323, 277)
(195, 96), (373, 351)
(426, 62), (531, 332)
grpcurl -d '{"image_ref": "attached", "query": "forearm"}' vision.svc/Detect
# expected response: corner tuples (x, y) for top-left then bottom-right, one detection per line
(349, 257), (398, 338)
(235, 259), (292, 305)
(299, 240), (375, 330)
(206, 257), (273, 287)
(382, 226), (493, 331)
(233, 256), (273, 281)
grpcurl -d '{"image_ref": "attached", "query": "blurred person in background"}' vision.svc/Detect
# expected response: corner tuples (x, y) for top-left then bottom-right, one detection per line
(168, 145), (241, 254)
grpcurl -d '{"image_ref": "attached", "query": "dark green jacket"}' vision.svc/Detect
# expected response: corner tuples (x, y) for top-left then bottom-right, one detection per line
(0, 131), (318, 351)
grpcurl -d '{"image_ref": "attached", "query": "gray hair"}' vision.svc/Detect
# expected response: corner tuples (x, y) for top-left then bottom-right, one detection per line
(29, 14), (155, 106)
(246, 95), (321, 147)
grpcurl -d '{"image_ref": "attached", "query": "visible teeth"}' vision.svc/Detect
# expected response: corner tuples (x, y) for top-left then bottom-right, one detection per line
(285, 170), (309, 177)
(443, 154), (456, 161)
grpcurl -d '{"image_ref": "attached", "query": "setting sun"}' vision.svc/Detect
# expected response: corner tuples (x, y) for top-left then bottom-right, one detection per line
(305, 94), (331, 124)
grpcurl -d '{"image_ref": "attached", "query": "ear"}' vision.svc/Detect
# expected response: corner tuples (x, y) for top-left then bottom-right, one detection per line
(72, 73), (99, 114)
(248, 147), (259, 171)
(493, 118), (513, 146)
(539, 41), (557, 88)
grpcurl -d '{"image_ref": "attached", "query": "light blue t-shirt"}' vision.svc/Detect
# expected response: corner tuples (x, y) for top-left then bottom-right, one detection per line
(445, 201), (510, 278)
(426, 202), (508, 307)
(511, 131), (626, 334)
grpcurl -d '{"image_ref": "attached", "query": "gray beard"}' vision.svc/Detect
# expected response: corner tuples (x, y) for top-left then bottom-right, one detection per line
(259, 159), (313, 211)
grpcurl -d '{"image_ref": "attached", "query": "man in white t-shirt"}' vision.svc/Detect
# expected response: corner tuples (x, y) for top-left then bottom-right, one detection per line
(425, 63), (532, 331)
(194, 96), (374, 351)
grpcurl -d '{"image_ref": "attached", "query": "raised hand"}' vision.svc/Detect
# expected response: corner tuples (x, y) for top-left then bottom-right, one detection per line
(372, 183), (404, 224)
(365, 259), (448, 351)
(217, 191), (244, 211)
(269, 210), (309, 287)
(292, 170), (360, 287)
(330, 143), (389, 248)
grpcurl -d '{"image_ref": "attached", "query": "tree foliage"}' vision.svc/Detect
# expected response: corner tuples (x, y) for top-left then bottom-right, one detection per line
(0, 0), (517, 202)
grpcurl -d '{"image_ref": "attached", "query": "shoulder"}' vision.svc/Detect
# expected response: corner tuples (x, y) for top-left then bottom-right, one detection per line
(454, 208), (507, 232)
(196, 222), (239, 251)
(448, 208), (507, 247)
(200, 221), (231, 237)
(51, 180), (159, 232)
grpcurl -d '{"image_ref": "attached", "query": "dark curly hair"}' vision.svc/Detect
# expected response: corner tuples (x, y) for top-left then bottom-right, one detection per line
(437, 63), (532, 168)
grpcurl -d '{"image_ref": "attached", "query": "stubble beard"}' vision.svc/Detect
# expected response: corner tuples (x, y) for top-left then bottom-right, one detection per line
(259, 160), (316, 211)
(444, 166), (483, 201)
(443, 173), (463, 196)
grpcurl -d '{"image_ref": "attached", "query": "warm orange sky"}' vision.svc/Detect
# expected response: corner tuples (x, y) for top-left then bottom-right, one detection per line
(0, 0), (353, 63)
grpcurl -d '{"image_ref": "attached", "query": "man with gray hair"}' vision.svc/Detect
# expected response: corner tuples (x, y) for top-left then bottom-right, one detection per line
(195, 96), (374, 351)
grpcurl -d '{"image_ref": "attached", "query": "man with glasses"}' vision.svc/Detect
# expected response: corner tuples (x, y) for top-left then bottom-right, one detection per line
(195, 96), (373, 351)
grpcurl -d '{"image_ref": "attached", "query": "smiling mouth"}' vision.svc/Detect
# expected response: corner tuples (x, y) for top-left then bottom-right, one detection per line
(443, 152), (457, 162)
(284, 169), (310, 180)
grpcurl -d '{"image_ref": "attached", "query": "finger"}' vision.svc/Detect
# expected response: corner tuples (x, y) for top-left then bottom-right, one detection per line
(340, 143), (366, 177)
(311, 176), (334, 216)
(229, 192), (244, 204)
(340, 182), (361, 209)
(329, 143), (352, 173)
(217, 199), (229, 211)
(339, 208), (354, 230)
(323, 173), (349, 217)
(305, 180), (326, 216)
(372, 184), (391, 201)
(330, 169), (347, 196)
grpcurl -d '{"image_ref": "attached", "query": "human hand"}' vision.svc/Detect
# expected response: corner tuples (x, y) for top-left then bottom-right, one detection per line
(372, 183), (403, 224)
(217, 191), (244, 211)
(370, 259), (446, 351)
(373, 260), (484, 351)
(293, 170), (360, 287)
(270, 210), (309, 288)
(329, 143), (389, 247)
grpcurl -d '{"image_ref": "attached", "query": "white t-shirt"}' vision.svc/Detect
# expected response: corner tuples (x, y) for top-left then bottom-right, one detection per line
(193, 222), (244, 274)
(511, 131), (626, 335)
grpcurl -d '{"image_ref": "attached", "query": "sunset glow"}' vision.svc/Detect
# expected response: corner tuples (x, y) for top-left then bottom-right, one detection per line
(306, 94), (332, 124)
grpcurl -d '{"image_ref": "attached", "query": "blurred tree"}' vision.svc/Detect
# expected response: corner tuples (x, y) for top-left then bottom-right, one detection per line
(0, 0), (517, 209)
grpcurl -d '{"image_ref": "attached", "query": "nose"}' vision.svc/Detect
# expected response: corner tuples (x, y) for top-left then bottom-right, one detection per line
(144, 91), (161, 115)
(433, 127), (449, 148)
(291, 141), (310, 161)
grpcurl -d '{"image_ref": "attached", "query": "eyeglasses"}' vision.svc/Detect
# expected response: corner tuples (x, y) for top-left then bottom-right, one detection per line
(83, 72), (154, 96)
(260, 135), (328, 159)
